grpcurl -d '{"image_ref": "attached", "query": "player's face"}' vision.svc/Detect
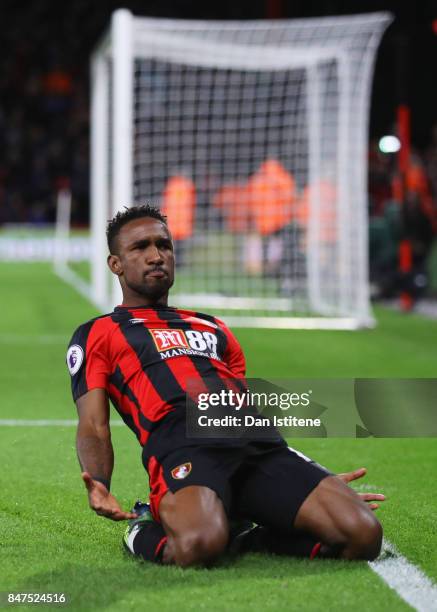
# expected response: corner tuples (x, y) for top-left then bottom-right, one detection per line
(108, 217), (175, 304)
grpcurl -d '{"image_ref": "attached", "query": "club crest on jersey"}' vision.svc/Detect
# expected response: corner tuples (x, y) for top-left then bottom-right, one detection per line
(66, 345), (84, 376)
(171, 462), (192, 480)
(151, 329), (189, 351)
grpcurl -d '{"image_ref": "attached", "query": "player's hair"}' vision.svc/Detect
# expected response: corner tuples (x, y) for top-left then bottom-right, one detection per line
(106, 204), (168, 254)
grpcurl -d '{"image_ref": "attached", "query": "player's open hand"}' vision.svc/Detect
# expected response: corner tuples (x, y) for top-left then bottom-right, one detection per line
(337, 467), (385, 511)
(81, 472), (138, 521)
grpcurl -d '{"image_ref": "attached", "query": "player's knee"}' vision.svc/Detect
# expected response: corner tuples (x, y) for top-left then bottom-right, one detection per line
(173, 525), (229, 567)
(342, 508), (383, 561)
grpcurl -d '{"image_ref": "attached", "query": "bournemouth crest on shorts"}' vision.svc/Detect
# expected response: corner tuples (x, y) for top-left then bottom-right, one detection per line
(171, 462), (192, 479)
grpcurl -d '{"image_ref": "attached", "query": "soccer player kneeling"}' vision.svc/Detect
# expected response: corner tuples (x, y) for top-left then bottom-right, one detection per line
(67, 206), (384, 567)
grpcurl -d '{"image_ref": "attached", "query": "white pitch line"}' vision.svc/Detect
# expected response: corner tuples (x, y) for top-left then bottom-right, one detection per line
(0, 419), (124, 426)
(369, 540), (437, 612)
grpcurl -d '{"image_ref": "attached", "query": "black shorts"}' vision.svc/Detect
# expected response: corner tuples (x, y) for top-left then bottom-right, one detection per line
(143, 440), (331, 532)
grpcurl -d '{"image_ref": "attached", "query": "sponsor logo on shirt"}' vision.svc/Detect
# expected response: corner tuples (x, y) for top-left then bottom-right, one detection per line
(150, 329), (220, 361)
(151, 329), (190, 351)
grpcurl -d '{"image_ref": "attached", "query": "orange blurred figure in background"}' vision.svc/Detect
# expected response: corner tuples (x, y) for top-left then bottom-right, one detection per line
(161, 175), (196, 241)
(246, 159), (295, 236)
(213, 182), (250, 233)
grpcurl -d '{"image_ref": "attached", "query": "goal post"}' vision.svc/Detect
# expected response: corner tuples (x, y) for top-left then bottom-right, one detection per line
(86, 9), (392, 328)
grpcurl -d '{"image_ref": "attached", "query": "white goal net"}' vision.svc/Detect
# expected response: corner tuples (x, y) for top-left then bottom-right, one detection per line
(83, 9), (392, 328)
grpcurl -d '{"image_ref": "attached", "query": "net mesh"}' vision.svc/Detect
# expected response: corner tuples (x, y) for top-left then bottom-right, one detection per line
(95, 12), (392, 325)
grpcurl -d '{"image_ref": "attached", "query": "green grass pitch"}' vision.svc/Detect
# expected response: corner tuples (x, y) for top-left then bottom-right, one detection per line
(1, 263), (436, 611)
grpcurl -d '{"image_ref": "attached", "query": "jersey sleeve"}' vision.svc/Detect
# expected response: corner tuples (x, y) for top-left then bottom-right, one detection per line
(216, 319), (246, 377)
(66, 319), (111, 402)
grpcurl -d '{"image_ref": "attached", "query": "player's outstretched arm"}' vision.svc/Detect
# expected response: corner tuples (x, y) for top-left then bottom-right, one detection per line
(76, 388), (137, 521)
(337, 467), (385, 510)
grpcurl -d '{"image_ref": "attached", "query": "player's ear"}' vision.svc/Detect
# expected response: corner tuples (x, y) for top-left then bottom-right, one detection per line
(107, 254), (122, 276)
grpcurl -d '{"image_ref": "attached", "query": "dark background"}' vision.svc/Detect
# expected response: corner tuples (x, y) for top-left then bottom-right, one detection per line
(0, 0), (436, 224)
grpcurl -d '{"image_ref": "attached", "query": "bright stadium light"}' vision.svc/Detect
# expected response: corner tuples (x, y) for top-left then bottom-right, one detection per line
(378, 135), (401, 153)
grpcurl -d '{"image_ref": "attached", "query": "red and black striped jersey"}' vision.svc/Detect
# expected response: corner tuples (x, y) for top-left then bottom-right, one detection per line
(66, 305), (246, 447)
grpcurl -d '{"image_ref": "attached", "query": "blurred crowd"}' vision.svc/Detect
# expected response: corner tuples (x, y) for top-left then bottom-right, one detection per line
(0, 0), (259, 226)
(368, 136), (437, 298)
(0, 1), (103, 225)
(0, 1), (99, 225)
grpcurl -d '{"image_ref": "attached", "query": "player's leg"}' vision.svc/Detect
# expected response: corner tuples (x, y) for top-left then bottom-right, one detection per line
(123, 487), (229, 566)
(293, 473), (382, 560)
(124, 446), (234, 567)
(124, 490), (251, 566)
(159, 485), (229, 566)
(234, 445), (382, 561)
